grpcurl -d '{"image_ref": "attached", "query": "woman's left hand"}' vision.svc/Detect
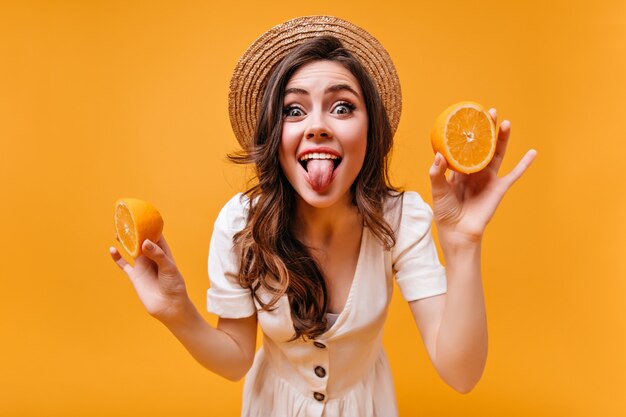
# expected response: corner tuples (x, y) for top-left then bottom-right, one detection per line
(428, 109), (537, 246)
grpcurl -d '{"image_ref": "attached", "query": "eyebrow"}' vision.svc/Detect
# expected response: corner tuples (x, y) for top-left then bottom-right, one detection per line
(284, 83), (360, 98)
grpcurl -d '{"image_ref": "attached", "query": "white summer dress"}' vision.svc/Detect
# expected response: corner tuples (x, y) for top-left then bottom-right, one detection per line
(207, 191), (447, 417)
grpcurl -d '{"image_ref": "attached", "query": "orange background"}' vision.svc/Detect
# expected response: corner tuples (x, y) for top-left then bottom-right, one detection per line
(1, 1), (625, 416)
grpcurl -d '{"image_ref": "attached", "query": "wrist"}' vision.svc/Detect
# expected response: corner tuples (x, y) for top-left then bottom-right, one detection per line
(437, 227), (483, 249)
(156, 294), (200, 330)
(437, 230), (482, 264)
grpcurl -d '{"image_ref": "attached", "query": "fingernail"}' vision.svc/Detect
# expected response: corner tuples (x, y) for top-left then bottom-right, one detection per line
(434, 153), (441, 167)
(145, 240), (154, 251)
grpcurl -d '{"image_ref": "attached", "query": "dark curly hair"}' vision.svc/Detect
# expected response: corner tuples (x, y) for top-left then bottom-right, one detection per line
(228, 35), (402, 341)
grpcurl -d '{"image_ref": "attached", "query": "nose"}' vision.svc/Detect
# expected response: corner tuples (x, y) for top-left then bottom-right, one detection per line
(304, 114), (332, 141)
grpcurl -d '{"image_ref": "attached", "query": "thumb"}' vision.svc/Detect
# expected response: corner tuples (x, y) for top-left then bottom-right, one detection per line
(429, 153), (450, 198)
(142, 239), (177, 274)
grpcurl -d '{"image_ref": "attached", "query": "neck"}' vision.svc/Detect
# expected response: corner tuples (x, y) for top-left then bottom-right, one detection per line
(293, 194), (362, 247)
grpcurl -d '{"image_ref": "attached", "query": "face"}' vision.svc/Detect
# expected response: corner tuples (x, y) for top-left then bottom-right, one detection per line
(279, 60), (368, 210)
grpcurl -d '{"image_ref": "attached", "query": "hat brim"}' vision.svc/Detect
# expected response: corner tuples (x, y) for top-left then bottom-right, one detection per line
(228, 15), (402, 150)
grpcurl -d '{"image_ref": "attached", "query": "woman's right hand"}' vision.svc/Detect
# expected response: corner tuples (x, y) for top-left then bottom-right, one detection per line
(109, 235), (190, 324)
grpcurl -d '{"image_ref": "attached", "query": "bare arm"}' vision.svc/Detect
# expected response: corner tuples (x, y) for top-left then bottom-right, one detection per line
(162, 298), (258, 381)
(413, 109), (536, 393)
(110, 236), (257, 381)
(409, 242), (486, 393)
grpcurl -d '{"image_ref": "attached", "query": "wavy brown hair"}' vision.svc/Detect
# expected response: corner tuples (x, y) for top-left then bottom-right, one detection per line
(229, 36), (402, 341)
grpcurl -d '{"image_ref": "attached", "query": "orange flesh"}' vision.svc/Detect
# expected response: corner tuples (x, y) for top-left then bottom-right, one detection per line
(115, 204), (136, 255)
(446, 107), (493, 168)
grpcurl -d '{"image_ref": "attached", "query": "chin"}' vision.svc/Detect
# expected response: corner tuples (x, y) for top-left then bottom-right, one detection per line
(294, 185), (353, 210)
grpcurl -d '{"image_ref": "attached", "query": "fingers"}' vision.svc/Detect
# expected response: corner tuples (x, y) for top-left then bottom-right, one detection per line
(489, 108), (497, 126)
(503, 149), (538, 188)
(156, 235), (175, 261)
(141, 239), (178, 275)
(429, 152), (451, 198)
(490, 119), (511, 174)
(449, 170), (469, 185)
(109, 246), (132, 275)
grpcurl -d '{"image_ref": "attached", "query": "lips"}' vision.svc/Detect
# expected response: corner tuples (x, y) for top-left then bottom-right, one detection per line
(297, 147), (342, 171)
(299, 152), (341, 172)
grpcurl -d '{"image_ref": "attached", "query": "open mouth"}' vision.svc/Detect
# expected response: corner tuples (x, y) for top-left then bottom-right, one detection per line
(298, 152), (342, 172)
(298, 151), (342, 192)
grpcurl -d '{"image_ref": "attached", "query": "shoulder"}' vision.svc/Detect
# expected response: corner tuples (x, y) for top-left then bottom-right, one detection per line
(402, 191), (434, 222)
(384, 190), (433, 233)
(214, 193), (250, 232)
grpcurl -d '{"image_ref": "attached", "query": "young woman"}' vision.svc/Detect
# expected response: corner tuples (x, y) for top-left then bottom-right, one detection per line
(109, 16), (537, 417)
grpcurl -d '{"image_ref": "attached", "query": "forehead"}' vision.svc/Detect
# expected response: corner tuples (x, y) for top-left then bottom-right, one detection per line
(286, 60), (361, 92)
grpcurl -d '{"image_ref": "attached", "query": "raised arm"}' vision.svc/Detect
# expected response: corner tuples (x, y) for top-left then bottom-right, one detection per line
(409, 244), (485, 393)
(109, 236), (257, 381)
(410, 109), (536, 393)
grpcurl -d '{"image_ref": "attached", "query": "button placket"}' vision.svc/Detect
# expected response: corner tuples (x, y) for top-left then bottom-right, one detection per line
(310, 339), (329, 403)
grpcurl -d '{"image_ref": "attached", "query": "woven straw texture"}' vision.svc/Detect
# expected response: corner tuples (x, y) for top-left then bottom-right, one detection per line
(228, 15), (402, 150)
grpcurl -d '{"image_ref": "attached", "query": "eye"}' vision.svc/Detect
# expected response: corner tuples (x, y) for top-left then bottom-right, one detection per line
(284, 106), (305, 118)
(332, 101), (356, 115)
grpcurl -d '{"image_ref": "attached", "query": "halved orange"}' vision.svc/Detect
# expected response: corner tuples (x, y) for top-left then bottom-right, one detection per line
(114, 198), (164, 258)
(431, 101), (497, 174)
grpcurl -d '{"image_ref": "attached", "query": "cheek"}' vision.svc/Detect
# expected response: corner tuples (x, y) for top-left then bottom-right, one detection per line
(280, 124), (299, 151)
(278, 141), (288, 172)
(279, 127), (298, 172)
(338, 121), (368, 160)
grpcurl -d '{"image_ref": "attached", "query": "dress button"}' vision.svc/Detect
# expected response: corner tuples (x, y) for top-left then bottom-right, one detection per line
(314, 366), (326, 378)
(313, 341), (326, 349)
(313, 392), (325, 401)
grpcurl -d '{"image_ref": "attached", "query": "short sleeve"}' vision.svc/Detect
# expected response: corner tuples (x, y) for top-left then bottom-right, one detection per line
(206, 193), (256, 318)
(391, 191), (447, 301)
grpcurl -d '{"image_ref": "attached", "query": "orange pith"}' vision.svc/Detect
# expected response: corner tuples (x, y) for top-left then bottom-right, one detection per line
(114, 198), (163, 258)
(431, 101), (496, 174)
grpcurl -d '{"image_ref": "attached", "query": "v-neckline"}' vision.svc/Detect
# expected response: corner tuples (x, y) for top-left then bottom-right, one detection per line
(321, 225), (368, 337)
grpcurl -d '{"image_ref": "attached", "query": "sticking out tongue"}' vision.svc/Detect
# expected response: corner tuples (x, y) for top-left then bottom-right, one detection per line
(306, 159), (334, 192)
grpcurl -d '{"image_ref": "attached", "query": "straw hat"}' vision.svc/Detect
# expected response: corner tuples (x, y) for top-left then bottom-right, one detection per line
(228, 15), (402, 150)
